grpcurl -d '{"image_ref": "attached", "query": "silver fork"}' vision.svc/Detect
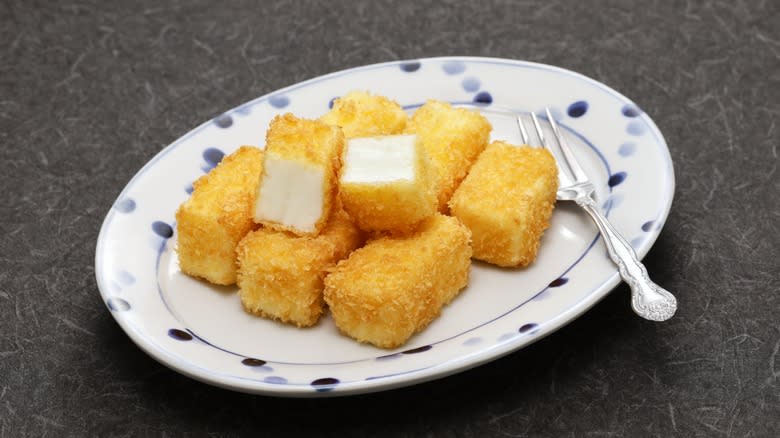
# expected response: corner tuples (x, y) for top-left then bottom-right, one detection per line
(518, 109), (677, 321)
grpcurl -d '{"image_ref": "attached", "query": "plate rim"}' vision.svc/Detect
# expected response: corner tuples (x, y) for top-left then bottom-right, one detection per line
(95, 56), (675, 397)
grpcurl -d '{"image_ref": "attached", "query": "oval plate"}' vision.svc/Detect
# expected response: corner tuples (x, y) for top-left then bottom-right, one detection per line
(95, 57), (674, 397)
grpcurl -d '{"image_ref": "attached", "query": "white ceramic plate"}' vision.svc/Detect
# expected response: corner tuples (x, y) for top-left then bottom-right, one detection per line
(95, 57), (674, 397)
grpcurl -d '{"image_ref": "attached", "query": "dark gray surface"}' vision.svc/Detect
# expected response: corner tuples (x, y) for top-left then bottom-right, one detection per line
(2, 0), (779, 436)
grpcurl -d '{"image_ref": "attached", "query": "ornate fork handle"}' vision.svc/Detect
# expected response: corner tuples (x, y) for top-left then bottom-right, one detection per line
(576, 196), (677, 321)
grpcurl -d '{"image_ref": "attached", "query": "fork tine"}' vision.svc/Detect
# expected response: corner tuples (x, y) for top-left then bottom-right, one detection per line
(530, 112), (546, 147)
(517, 115), (530, 145)
(545, 108), (589, 183)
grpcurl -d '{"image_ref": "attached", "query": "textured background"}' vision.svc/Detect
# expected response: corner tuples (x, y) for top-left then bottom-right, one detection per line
(2, 0), (779, 436)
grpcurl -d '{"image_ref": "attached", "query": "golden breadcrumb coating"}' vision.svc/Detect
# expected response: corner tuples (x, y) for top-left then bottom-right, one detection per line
(176, 146), (264, 285)
(253, 113), (344, 236)
(324, 214), (472, 348)
(236, 207), (363, 327)
(449, 141), (558, 267)
(405, 100), (491, 212)
(339, 135), (437, 234)
(320, 90), (408, 138)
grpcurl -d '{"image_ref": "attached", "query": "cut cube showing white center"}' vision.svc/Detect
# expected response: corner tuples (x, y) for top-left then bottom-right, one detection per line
(342, 135), (417, 184)
(254, 153), (324, 233)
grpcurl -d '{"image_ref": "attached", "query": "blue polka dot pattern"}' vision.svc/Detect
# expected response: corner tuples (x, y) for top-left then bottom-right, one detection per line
(152, 221), (173, 238)
(114, 198), (136, 213)
(400, 61), (421, 72)
(641, 220), (655, 232)
(630, 237), (644, 249)
(608, 171), (627, 187)
(214, 113), (233, 128)
(241, 358), (267, 367)
(185, 184), (194, 194)
(402, 345), (432, 354)
(461, 77), (481, 92)
(168, 329), (193, 341)
(311, 377), (339, 392)
(498, 332), (518, 342)
(203, 148), (225, 169)
(442, 60), (466, 75)
(107, 298), (130, 311)
(622, 104), (642, 118)
(264, 376), (287, 384)
(473, 91), (492, 105)
(519, 323), (538, 334)
(567, 101), (589, 118)
(270, 95), (289, 109)
(626, 120), (645, 136)
(618, 142), (636, 157)
(328, 97), (338, 109)
(235, 106), (251, 116)
(549, 277), (569, 287)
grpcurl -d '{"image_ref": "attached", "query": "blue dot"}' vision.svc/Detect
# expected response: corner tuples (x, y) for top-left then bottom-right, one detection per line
(114, 198), (136, 213)
(498, 332), (518, 342)
(608, 171), (627, 187)
(270, 95), (289, 109)
(264, 376), (287, 384)
(463, 337), (482, 346)
(641, 220), (655, 232)
(462, 77), (480, 92)
(622, 104), (642, 118)
(402, 345), (432, 354)
(152, 221), (173, 238)
(630, 237), (644, 250)
(185, 184), (194, 194)
(400, 61), (421, 72)
(241, 358), (267, 367)
(213, 113), (233, 128)
(311, 377), (339, 392)
(627, 120), (645, 136)
(519, 323), (538, 334)
(473, 91), (492, 105)
(168, 328), (192, 341)
(328, 97), (338, 109)
(442, 60), (466, 75)
(203, 148), (225, 169)
(106, 298), (130, 311)
(235, 106), (251, 116)
(117, 270), (135, 285)
(567, 101), (588, 118)
(618, 142), (636, 157)
(549, 277), (568, 287)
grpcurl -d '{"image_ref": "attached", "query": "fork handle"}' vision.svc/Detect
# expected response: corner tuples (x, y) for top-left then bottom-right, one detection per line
(577, 197), (677, 321)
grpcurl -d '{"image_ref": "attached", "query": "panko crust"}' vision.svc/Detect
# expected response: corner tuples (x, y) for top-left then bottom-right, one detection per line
(320, 90), (408, 138)
(254, 113), (344, 236)
(236, 208), (363, 327)
(175, 146), (264, 285)
(405, 100), (491, 212)
(449, 141), (558, 267)
(339, 136), (437, 234)
(323, 214), (472, 348)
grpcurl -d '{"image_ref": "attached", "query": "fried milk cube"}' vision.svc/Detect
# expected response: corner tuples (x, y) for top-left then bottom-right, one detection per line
(175, 146), (264, 285)
(449, 141), (558, 267)
(319, 90), (408, 138)
(405, 100), (491, 211)
(236, 208), (363, 327)
(324, 214), (472, 348)
(254, 114), (344, 236)
(339, 134), (436, 234)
